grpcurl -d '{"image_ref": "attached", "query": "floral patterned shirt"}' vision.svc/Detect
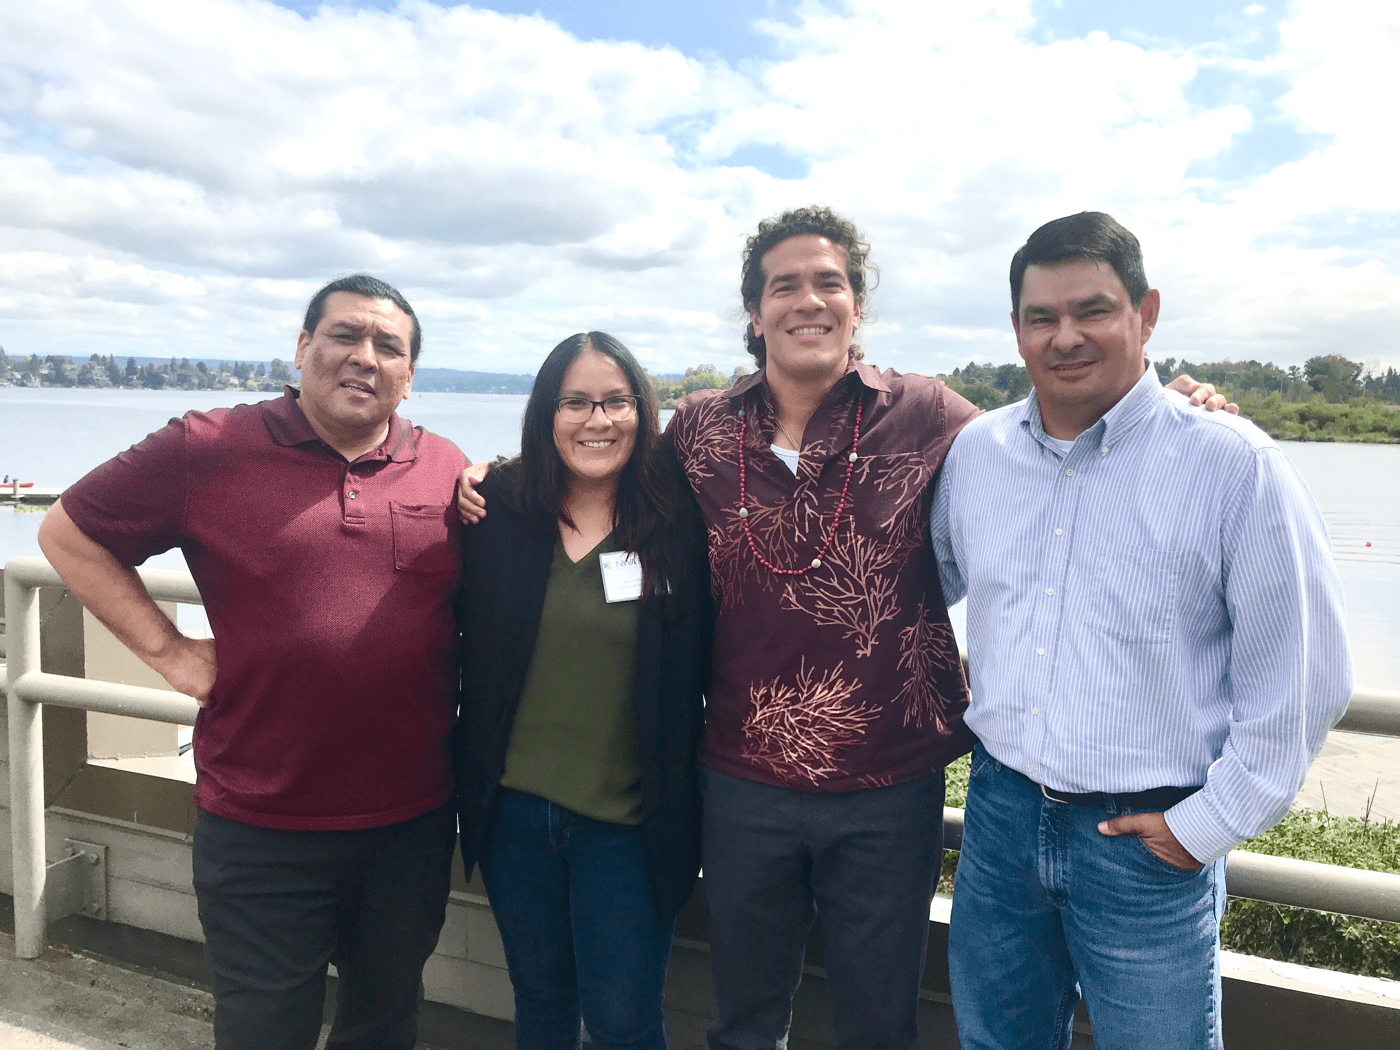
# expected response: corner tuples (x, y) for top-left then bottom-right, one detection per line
(669, 361), (980, 791)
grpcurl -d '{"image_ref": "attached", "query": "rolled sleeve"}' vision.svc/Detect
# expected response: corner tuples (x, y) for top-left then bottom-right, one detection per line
(1164, 446), (1353, 863)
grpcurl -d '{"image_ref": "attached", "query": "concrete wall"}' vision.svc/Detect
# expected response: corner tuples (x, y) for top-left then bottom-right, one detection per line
(84, 605), (184, 760)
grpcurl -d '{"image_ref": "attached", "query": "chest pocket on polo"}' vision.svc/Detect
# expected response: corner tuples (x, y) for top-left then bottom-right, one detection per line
(390, 503), (458, 576)
(1089, 541), (1184, 645)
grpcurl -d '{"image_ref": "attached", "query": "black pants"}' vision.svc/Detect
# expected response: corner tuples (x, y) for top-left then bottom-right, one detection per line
(192, 804), (456, 1050)
(700, 768), (946, 1050)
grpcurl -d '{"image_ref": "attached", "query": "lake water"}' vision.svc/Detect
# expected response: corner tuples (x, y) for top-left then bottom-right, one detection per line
(3, 387), (1398, 688)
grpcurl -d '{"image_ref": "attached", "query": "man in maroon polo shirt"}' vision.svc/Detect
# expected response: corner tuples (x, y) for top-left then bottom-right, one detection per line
(38, 274), (469, 1050)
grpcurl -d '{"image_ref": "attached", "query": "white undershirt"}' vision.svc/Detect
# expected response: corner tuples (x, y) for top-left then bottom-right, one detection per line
(1042, 435), (1076, 458)
(771, 443), (801, 475)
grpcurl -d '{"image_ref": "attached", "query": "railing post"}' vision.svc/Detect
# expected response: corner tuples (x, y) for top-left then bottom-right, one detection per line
(5, 570), (47, 958)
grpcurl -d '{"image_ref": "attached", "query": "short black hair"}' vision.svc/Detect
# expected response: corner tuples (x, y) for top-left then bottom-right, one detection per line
(1009, 212), (1149, 315)
(302, 274), (422, 363)
(739, 206), (876, 367)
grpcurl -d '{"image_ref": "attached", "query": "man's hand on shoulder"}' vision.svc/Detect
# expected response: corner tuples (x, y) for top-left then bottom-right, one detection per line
(456, 460), (490, 525)
(1098, 811), (1203, 871)
(151, 636), (218, 707)
(1166, 374), (1239, 414)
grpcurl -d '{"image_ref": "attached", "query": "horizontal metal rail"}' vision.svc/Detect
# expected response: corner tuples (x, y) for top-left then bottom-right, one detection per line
(6, 553), (1400, 959)
(4, 556), (204, 604)
(15, 670), (200, 723)
(1334, 688), (1400, 737)
(1225, 850), (1400, 922)
(942, 805), (1400, 924)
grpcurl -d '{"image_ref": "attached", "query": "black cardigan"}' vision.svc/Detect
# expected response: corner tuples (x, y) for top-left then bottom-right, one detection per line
(453, 464), (713, 921)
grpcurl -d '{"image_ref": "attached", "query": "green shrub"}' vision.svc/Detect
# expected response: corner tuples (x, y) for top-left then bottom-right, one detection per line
(936, 757), (1400, 976)
(1222, 808), (1400, 978)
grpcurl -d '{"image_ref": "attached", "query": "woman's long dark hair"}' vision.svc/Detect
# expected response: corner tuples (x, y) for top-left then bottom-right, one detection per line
(512, 331), (684, 598)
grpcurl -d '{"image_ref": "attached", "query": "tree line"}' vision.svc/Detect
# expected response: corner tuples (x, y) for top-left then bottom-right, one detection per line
(0, 349), (295, 392)
(939, 353), (1400, 443)
(648, 364), (749, 408)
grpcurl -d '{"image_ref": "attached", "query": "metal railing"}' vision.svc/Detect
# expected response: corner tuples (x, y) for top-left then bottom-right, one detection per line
(6, 554), (1400, 960)
(5, 557), (202, 958)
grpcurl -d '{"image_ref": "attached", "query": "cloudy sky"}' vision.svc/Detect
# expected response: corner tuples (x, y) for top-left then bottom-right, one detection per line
(1, 0), (1396, 378)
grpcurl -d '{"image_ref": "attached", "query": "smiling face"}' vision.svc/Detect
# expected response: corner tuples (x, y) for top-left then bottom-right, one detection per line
(1013, 259), (1160, 439)
(293, 291), (415, 457)
(749, 234), (862, 388)
(552, 350), (639, 492)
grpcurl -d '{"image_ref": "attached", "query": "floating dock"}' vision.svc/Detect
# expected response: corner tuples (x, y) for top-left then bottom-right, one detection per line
(1, 485), (62, 506)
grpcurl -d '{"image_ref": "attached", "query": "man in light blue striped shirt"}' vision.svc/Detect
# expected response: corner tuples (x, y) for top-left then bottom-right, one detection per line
(931, 211), (1353, 1050)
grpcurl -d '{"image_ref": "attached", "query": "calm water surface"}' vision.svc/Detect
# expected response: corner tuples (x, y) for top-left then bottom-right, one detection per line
(3, 388), (1398, 687)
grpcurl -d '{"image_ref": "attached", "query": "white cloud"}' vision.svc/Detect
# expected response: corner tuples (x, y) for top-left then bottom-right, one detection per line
(0, 0), (1396, 377)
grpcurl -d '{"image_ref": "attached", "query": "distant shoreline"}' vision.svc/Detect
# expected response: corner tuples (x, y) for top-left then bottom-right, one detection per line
(0, 352), (540, 395)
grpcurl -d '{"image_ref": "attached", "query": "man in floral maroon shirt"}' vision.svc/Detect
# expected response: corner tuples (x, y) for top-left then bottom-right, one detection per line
(668, 206), (980, 1049)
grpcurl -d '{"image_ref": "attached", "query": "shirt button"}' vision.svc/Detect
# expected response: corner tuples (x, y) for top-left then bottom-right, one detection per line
(1036, 647), (1046, 656)
(1065, 468), (1075, 476)
(348, 491), (358, 499)
(1045, 587), (1054, 596)
(1031, 707), (1039, 715)
(1054, 528), (1063, 536)
(1029, 763), (1038, 774)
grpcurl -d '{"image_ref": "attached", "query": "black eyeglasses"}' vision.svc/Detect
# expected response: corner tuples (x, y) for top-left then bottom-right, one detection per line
(554, 395), (641, 423)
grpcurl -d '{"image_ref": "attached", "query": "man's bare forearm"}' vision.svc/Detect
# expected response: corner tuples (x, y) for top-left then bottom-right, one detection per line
(38, 500), (216, 702)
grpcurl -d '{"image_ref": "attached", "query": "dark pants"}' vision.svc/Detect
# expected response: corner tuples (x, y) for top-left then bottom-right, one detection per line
(191, 804), (456, 1050)
(700, 767), (946, 1050)
(477, 788), (674, 1050)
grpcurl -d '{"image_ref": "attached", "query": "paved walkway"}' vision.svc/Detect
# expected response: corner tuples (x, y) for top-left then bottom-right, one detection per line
(0, 929), (506, 1050)
(0, 932), (214, 1050)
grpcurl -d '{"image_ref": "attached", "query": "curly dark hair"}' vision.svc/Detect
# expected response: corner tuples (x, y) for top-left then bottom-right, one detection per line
(738, 206), (876, 367)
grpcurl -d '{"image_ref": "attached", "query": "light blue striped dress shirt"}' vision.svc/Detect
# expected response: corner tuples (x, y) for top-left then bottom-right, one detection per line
(931, 366), (1353, 863)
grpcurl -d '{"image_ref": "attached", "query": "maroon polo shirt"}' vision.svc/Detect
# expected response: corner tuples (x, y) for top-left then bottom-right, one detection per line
(62, 388), (466, 830)
(669, 362), (980, 791)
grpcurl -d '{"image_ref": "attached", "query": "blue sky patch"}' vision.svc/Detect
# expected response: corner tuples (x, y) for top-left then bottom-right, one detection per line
(1186, 116), (1325, 186)
(1254, 210), (1400, 253)
(720, 144), (809, 180)
(1027, 0), (1287, 57)
(269, 0), (799, 64)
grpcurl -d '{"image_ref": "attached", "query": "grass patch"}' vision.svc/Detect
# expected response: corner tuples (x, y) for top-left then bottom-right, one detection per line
(937, 755), (1400, 977)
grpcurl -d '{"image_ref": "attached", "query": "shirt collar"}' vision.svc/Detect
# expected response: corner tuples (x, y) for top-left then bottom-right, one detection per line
(720, 356), (892, 403)
(1020, 364), (1163, 453)
(260, 386), (419, 463)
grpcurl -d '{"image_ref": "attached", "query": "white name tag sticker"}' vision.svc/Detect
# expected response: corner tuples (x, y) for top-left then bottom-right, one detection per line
(599, 551), (643, 603)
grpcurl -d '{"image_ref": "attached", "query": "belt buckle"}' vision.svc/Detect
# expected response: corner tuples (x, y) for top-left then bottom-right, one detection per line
(1039, 781), (1069, 805)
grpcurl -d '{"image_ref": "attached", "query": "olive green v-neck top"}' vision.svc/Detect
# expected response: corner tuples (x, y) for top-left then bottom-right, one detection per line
(498, 532), (643, 824)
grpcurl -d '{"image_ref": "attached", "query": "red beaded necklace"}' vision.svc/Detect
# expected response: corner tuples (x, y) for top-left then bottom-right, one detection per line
(736, 399), (862, 575)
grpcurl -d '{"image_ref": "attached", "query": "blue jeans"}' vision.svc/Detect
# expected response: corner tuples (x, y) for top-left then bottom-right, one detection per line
(948, 745), (1226, 1050)
(477, 788), (674, 1050)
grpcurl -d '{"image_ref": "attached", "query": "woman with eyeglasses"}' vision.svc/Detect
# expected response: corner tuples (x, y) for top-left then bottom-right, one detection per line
(453, 332), (711, 1050)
